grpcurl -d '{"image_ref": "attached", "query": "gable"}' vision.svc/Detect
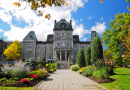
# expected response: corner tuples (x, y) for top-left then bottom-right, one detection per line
(23, 31), (37, 40)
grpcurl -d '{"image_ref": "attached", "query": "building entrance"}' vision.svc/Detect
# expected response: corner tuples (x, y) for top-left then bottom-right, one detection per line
(62, 53), (65, 60)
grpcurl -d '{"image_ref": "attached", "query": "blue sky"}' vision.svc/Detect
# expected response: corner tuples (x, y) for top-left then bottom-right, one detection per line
(0, 0), (130, 49)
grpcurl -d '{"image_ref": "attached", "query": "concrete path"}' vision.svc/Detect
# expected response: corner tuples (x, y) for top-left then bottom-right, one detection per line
(34, 70), (107, 90)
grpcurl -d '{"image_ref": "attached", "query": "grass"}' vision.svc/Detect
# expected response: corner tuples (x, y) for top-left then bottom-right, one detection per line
(0, 86), (33, 90)
(100, 67), (130, 90)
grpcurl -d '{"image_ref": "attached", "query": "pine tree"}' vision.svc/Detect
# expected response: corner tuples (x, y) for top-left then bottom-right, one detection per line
(76, 48), (86, 68)
(91, 35), (103, 65)
(85, 46), (91, 66)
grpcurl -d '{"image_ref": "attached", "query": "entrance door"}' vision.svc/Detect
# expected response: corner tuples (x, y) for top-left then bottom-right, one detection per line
(62, 53), (65, 60)
(57, 53), (60, 60)
(67, 53), (70, 60)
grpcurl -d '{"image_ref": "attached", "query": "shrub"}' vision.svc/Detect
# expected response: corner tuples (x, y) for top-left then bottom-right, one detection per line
(92, 66), (109, 80)
(49, 69), (54, 73)
(76, 48), (86, 68)
(85, 46), (91, 66)
(91, 35), (103, 65)
(2, 79), (17, 86)
(38, 64), (43, 68)
(1, 61), (30, 78)
(21, 79), (30, 83)
(82, 66), (95, 76)
(70, 64), (79, 71)
(29, 74), (39, 79)
(29, 68), (48, 79)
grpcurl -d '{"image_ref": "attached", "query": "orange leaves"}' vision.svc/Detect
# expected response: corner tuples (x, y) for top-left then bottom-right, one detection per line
(45, 14), (51, 20)
(100, 0), (103, 3)
(13, 2), (21, 8)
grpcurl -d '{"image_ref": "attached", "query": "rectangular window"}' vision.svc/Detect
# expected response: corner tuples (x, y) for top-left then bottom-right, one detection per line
(42, 45), (44, 51)
(25, 45), (28, 51)
(37, 45), (40, 51)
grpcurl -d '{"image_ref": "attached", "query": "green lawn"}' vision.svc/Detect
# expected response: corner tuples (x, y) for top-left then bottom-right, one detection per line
(100, 67), (130, 90)
(0, 86), (33, 90)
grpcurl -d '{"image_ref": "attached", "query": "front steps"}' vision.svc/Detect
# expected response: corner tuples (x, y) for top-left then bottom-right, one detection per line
(57, 61), (70, 69)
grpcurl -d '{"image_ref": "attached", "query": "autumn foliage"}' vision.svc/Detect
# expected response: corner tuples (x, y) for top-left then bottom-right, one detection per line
(13, 0), (103, 20)
(4, 44), (20, 60)
(118, 23), (130, 62)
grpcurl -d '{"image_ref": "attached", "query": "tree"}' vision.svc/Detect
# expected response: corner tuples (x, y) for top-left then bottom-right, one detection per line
(104, 49), (113, 63)
(13, 0), (103, 20)
(4, 40), (22, 60)
(13, 40), (22, 55)
(0, 37), (4, 40)
(4, 44), (20, 60)
(91, 35), (103, 65)
(102, 12), (130, 66)
(85, 45), (91, 66)
(76, 48), (86, 68)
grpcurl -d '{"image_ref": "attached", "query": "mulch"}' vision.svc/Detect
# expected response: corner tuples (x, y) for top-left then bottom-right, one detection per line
(86, 76), (117, 83)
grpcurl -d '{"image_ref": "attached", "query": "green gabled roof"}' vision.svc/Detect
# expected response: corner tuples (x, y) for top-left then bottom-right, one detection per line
(23, 31), (37, 40)
(89, 31), (100, 41)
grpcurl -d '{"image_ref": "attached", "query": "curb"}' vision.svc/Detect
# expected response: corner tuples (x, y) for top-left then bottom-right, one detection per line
(32, 74), (52, 90)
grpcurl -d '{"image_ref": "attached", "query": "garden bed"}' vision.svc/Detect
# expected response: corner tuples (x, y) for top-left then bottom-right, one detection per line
(86, 76), (117, 83)
(0, 71), (49, 87)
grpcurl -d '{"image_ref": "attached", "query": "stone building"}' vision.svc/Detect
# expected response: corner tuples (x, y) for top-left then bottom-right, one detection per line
(21, 19), (101, 63)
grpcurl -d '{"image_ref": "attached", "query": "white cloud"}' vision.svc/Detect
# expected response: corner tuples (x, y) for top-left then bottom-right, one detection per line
(91, 22), (107, 34)
(83, 37), (87, 41)
(0, 29), (4, 32)
(88, 16), (92, 20)
(80, 19), (82, 22)
(0, 0), (89, 41)
(72, 20), (90, 38)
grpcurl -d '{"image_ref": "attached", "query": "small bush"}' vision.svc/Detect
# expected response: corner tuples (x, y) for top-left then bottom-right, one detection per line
(70, 64), (79, 71)
(38, 64), (43, 68)
(92, 66), (109, 80)
(82, 66), (95, 76)
(1, 61), (30, 78)
(49, 69), (54, 73)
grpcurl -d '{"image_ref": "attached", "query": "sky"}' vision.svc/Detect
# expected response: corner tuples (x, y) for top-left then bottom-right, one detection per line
(0, 0), (130, 49)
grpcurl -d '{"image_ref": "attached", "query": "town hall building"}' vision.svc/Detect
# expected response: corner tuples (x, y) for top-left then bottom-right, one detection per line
(21, 19), (100, 63)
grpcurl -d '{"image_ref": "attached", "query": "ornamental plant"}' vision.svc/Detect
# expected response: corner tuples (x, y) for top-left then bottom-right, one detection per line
(70, 64), (79, 71)
(1, 61), (30, 78)
(29, 74), (39, 79)
(21, 79), (30, 83)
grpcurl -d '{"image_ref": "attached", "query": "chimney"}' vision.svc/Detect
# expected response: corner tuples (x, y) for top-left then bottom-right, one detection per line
(55, 20), (57, 25)
(70, 20), (72, 26)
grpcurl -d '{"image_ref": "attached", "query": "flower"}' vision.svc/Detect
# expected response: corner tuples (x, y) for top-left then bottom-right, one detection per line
(29, 74), (39, 79)
(21, 79), (30, 83)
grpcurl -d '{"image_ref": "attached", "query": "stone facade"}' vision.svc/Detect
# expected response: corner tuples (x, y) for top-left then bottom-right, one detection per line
(21, 19), (101, 63)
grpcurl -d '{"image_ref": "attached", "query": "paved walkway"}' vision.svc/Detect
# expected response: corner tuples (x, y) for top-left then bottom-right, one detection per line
(34, 70), (107, 90)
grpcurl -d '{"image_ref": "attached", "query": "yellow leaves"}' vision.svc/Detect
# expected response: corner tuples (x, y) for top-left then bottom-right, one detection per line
(13, 2), (21, 8)
(100, 0), (103, 3)
(117, 27), (120, 30)
(45, 14), (51, 20)
(4, 44), (20, 60)
(66, 3), (69, 6)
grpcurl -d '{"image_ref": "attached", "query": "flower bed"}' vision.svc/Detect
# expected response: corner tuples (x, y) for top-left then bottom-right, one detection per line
(0, 61), (50, 87)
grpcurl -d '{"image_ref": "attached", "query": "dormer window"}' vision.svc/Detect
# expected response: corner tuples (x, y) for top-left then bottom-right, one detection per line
(57, 33), (58, 35)
(62, 25), (65, 28)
